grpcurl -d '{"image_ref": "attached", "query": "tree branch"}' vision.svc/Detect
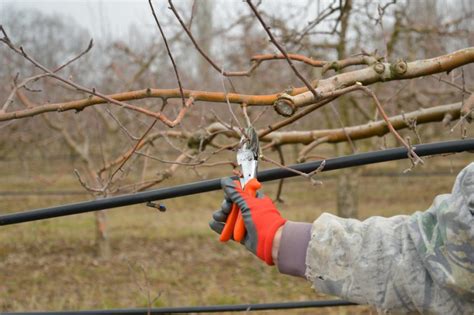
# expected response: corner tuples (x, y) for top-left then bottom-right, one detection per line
(286, 47), (474, 107)
(246, 0), (320, 99)
(149, 0), (186, 107)
(209, 102), (463, 145)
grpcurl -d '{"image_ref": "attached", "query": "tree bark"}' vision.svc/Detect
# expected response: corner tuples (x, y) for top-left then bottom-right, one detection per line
(193, 0), (214, 87)
(336, 167), (361, 218)
(95, 210), (110, 258)
(335, 0), (359, 220)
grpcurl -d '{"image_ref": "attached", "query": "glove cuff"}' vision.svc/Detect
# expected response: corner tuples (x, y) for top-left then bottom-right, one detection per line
(263, 218), (287, 265)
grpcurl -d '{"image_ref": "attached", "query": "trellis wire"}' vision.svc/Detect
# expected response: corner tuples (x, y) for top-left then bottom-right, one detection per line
(2, 300), (357, 314)
(1, 139), (474, 226)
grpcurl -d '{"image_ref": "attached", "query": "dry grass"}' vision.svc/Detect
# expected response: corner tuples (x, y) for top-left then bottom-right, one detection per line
(0, 153), (471, 314)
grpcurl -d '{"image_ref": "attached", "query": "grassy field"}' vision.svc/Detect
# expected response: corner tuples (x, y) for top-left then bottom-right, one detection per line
(0, 153), (471, 314)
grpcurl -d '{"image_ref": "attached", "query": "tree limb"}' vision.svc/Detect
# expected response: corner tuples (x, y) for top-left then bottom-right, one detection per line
(208, 102), (464, 145)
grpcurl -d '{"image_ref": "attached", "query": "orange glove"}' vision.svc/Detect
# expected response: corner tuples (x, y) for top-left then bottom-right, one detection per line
(209, 177), (287, 265)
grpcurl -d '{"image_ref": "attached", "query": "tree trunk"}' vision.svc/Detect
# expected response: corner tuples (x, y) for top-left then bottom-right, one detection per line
(193, 0), (214, 87)
(95, 210), (110, 258)
(87, 168), (110, 258)
(334, 0), (360, 219)
(336, 167), (360, 218)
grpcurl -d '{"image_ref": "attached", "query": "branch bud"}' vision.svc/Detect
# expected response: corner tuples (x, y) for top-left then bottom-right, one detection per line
(390, 59), (408, 76)
(373, 62), (385, 74)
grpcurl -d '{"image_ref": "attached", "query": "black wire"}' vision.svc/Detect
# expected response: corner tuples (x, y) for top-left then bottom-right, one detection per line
(2, 299), (357, 314)
(1, 139), (473, 226)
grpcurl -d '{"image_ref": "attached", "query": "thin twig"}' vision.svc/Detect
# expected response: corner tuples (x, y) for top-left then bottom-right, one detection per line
(250, 54), (327, 67)
(356, 85), (423, 167)
(246, 0), (320, 100)
(106, 120), (159, 189)
(328, 103), (357, 153)
(74, 169), (103, 193)
(290, 0), (341, 48)
(375, 1), (397, 61)
(105, 108), (140, 140)
(54, 39), (94, 72)
(298, 136), (330, 162)
(209, 109), (234, 131)
(168, 0), (321, 77)
(1, 74), (48, 112)
(220, 66), (245, 134)
(1, 39), (93, 113)
(251, 106), (270, 125)
(242, 103), (252, 127)
(187, 0), (198, 29)
(432, 74), (472, 94)
(274, 145), (285, 203)
(401, 112), (422, 143)
(149, 0), (186, 107)
(135, 150), (203, 166)
(261, 155), (326, 186)
(0, 26), (186, 126)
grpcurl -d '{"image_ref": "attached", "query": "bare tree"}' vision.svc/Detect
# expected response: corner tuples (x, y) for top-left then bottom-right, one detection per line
(0, 0), (473, 255)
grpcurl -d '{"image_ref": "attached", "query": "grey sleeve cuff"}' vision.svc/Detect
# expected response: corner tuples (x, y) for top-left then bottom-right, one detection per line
(276, 221), (312, 278)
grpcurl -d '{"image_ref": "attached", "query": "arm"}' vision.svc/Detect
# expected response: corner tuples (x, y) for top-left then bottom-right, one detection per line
(273, 222), (312, 277)
(272, 163), (474, 313)
(271, 226), (283, 266)
(272, 214), (473, 313)
(211, 164), (474, 313)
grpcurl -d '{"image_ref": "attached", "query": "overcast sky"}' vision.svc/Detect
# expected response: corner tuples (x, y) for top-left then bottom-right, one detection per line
(0, 1), (317, 41)
(1, 0), (166, 40)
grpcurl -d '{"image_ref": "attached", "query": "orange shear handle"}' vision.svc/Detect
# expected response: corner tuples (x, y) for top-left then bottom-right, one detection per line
(219, 178), (261, 242)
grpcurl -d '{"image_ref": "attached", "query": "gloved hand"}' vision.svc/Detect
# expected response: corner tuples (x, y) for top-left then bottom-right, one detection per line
(209, 177), (287, 265)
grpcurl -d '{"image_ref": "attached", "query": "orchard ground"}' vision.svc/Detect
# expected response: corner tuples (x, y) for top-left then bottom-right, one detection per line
(1, 152), (471, 314)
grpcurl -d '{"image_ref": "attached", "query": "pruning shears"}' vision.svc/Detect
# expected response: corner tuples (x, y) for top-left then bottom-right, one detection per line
(219, 127), (261, 242)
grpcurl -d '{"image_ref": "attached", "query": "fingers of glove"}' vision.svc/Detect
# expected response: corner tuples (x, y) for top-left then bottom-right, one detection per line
(220, 177), (248, 210)
(212, 209), (227, 222)
(224, 192), (232, 203)
(220, 177), (240, 196)
(220, 199), (232, 215)
(211, 193), (235, 224)
(209, 219), (225, 234)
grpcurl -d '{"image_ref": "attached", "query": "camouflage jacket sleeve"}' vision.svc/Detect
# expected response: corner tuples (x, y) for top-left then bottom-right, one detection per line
(304, 163), (474, 314)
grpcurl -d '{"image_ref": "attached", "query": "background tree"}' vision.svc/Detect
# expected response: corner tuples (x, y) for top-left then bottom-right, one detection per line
(0, 0), (473, 310)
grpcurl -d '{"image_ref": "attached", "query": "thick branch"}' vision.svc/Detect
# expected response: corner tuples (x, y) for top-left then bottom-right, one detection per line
(0, 87), (307, 122)
(1, 46), (472, 123)
(288, 47), (474, 107)
(208, 102), (463, 145)
(250, 54), (327, 67)
(0, 26), (192, 127)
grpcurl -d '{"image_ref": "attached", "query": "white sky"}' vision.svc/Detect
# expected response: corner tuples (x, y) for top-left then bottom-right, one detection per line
(0, 1), (318, 41)
(1, 0), (162, 40)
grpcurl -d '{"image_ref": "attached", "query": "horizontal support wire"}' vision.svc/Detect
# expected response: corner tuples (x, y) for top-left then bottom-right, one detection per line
(2, 299), (357, 314)
(1, 139), (474, 226)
